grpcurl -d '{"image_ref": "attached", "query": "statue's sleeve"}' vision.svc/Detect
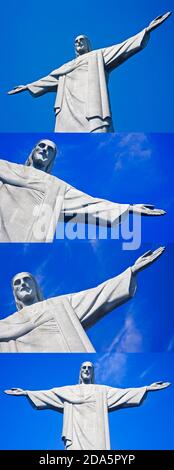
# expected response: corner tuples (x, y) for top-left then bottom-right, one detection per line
(0, 316), (34, 341)
(107, 385), (147, 411)
(102, 28), (150, 70)
(67, 267), (137, 329)
(0, 159), (43, 190)
(61, 183), (130, 226)
(27, 72), (59, 97)
(26, 388), (65, 412)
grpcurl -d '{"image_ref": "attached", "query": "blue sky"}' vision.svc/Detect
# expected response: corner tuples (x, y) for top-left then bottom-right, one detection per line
(0, 132), (173, 353)
(1, 353), (173, 450)
(1, 0), (173, 132)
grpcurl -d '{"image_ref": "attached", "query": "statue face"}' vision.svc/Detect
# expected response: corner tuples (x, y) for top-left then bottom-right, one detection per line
(31, 140), (56, 172)
(80, 361), (94, 384)
(12, 273), (37, 305)
(75, 35), (90, 56)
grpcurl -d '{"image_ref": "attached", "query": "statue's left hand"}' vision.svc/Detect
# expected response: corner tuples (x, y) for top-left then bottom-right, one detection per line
(147, 381), (171, 391)
(132, 204), (166, 216)
(4, 388), (26, 395)
(132, 246), (165, 274)
(147, 12), (172, 32)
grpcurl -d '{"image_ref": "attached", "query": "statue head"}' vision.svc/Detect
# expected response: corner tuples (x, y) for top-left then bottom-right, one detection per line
(25, 139), (57, 174)
(79, 361), (95, 384)
(75, 35), (92, 57)
(12, 272), (44, 311)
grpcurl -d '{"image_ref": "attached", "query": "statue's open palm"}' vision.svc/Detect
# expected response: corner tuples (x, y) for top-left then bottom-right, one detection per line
(147, 382), (171, 391)
(132, 247), (165, 274)
(4, 388), (26, 395)
(132, 204), (165, 216)
(147, 12), (172, 32)
(8, 85), (27, 95)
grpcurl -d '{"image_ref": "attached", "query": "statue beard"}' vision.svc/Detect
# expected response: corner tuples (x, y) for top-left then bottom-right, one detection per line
(32, 150), (49, 170)
(81, 377), (92, 384)
(76, 46), (88, 56)
(16, 289), (35, 304)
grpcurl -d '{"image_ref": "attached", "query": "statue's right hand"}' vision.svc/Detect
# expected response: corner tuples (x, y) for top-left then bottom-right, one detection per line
(147, 12), (172, 32)
(4, 388), (26, 395)
(8, 85), (27, 95)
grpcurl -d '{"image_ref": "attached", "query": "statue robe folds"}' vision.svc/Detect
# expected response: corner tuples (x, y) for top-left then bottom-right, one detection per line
(27, 29), (150, 132)
(0, 267), (136, 352)
(26, 384), (147, 449)
(0, 160), (130, 242)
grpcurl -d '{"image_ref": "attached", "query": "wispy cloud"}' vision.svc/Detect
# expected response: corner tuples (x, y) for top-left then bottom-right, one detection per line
(33, 253), (56, 294)
(107, 308), (143, 353)
(22, 244), (31, 255)
(115, 133), (152, 170)
(88, 239), (99, 251)
(167, 336), (174, 352)
(94, 307), (143, 384)
(94, 352), (127, 385)
(140, 363), (156, 379)
(97, 134), (118, 150)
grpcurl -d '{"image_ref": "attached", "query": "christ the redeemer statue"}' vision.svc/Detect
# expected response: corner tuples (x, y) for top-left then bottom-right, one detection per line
(4, 361), (171, 450)
(8, 13), (171, 133)
(0, 247), (164, 352)
(0, 140), (165, 242)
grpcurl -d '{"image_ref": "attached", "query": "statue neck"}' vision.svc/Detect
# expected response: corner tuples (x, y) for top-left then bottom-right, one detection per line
(16, 296), (39, 310)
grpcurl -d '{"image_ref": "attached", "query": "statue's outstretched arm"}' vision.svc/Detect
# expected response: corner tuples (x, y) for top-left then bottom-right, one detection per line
(8, 73), (58, 97)
(68, 246), (164, 328)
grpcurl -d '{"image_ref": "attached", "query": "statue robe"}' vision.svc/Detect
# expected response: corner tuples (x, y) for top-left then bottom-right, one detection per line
(27, 29), (150, 132)
(0, 267), (136, 352)
(0, 159), (130, 242)
(26, 384), (147, 449)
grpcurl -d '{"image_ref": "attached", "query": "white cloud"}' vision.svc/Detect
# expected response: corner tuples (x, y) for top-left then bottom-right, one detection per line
(94, 307), (143, 384)
(107, 310), (143, 353)
(115, 133), (152, 170)
(97, 134), (118, 150)
(167, 336), (174, 352)
(22, 244), (31, 255)
(140, 363), (155, 379)
(118, 133), (148, 148)
(94, 352), (127, 385)
(33, 253), (56, 293)
(88, 238), (100, 253)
